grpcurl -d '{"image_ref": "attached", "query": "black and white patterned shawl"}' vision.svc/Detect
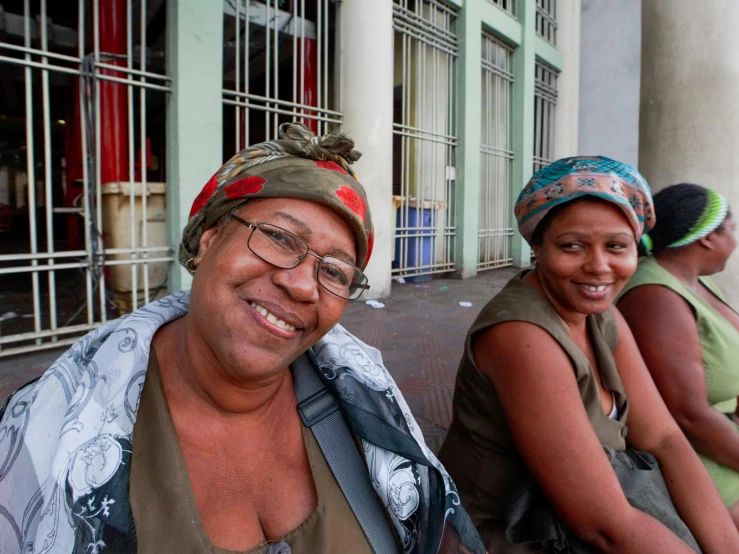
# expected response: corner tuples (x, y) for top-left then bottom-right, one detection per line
(0, 292), (484, 554)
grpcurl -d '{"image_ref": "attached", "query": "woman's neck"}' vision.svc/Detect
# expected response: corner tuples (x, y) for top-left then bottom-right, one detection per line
(153, 316), (295, 419)
(655, 252), (702, 289)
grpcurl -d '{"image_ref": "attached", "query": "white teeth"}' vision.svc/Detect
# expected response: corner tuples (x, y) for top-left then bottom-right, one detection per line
(582, 284), (607, 292)
(249, 302), (297, 332)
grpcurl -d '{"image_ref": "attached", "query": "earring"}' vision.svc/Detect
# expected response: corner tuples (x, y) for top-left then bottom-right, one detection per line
(185, 257), (197, 275)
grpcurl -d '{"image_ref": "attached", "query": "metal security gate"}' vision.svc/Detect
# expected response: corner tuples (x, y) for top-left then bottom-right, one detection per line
(533, 60), (558, 173)
(392, 0), (457, 280)
(222, 0), (341, 151)
(478, 32), (514, 271)
(0, 0), (171, 356)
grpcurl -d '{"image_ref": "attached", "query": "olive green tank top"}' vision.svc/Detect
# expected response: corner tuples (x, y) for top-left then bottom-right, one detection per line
(438, 272), (629, 548)
(129, 352), (374, 554)
(618, 256), (739, 413)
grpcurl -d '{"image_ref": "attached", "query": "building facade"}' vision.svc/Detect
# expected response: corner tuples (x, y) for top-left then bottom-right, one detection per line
(0, 0), (579, 356)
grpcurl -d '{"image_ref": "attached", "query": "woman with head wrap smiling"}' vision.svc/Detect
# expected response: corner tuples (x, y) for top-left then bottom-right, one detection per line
(619, 183), (739, 529)
(0, 123), (485, 554)
(438, 157), (739, 553)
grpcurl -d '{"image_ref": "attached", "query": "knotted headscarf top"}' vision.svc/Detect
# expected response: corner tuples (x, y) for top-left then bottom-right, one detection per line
(180, 122), (374, 270)
(515, 156), (655, 245)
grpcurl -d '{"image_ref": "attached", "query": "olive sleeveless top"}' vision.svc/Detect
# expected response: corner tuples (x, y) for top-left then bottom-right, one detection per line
(618, 257), (739, 507)
(129, 352), (374, 554)
(438, 273), (629, 549)
(619, 256), (739, 413)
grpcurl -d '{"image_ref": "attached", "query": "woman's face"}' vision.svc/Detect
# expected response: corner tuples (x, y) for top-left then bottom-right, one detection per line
(534, 200), (638, 316)
(189, 198), (356, 380)
(705, 214), (737, 274)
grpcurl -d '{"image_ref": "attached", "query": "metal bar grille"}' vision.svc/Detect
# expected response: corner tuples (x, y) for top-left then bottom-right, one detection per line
(533, 60), (558, 174)
(0, 0), (172, 357)
(478, 33), (514, 271)
(392, 0), (458, 280)
(486, 0), (516, 19)
(535, 0), (558, 45)
(222, 0), (340, 151)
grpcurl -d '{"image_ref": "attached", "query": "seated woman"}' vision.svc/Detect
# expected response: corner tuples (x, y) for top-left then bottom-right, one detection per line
(438, 158), (739, 553)
(0, 123), (484, 554)
(618, 183), (739, 527)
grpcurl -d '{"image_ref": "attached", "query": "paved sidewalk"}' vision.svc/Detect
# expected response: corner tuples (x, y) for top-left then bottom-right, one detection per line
(0, 268), (518, 452)
(340, 269), (516, 452)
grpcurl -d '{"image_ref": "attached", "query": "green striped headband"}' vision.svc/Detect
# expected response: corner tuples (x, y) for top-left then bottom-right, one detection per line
(668, 189), (729, 248)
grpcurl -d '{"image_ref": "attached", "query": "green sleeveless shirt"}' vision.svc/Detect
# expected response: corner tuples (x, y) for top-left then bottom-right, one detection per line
(619, 256), (739, 413)
(618, 256), (739, 507)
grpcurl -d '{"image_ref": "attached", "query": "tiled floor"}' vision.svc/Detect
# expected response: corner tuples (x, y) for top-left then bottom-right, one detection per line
(0, 268), (518, 452)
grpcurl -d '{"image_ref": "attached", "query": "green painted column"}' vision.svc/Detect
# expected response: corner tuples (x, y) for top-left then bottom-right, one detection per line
(510, 0), (536, 267)
(455, 2), (482, 278)
(165, 0), (224, 292)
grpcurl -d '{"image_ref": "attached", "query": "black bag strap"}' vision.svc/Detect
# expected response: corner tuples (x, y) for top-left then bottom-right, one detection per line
(290, 353), (400, 554)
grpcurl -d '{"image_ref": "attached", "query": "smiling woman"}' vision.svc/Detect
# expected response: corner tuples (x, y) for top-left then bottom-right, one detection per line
(0, 123), (485, 554)
(438, 157), (739, 553)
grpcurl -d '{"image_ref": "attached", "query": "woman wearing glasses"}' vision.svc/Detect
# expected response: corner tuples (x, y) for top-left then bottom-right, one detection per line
(0, 124), (484, 554)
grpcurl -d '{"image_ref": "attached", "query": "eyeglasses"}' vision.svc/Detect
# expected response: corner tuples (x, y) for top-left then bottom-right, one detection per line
(231, 215), (370, 300)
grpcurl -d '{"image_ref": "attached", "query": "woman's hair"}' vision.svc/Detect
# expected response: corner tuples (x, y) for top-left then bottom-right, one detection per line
(643, 183), (730, 255)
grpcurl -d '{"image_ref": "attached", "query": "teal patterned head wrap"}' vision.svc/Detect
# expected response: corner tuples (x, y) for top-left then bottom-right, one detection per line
(515, 156), (655, 245)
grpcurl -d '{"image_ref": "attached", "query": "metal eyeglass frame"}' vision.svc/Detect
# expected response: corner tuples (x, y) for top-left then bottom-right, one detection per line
(230, 214), (371, 300)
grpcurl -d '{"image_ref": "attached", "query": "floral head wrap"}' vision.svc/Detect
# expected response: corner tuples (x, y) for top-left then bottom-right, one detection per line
(180, 122), (374, 270)
(515, 156), (655, 244)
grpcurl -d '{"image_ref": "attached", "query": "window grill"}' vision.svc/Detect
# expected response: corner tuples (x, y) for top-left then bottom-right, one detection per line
(222, 0), (341, 152)
(533, 60), (558, 174)
(392, 0), (458, 280)
(0, 0), (172, 356)
(478, 32), (514, 271)
(535, 0), (557, 45)
(486, 0), (516, 19)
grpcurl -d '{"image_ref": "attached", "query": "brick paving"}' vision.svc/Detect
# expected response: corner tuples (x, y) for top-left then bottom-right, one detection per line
(339, 269), (517, 452)
(0, 268), (518, 452)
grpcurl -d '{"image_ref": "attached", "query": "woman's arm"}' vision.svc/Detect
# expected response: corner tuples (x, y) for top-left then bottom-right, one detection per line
(474, 322), (696, 554)
(618, 286), (739, 472)
(612, 306), (739, 552)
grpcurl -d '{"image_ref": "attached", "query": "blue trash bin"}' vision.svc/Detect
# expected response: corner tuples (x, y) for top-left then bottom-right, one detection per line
(393, 206), (436, 283)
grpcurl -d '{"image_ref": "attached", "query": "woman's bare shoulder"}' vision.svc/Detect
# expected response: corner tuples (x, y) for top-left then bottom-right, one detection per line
(472, 320), (572, 381)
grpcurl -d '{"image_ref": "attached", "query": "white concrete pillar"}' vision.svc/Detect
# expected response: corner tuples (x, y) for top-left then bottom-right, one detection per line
(339, 0), (394, 299)
(578, 0), (641, 166)
(553, 0), (581, 159)
(165, 0), (223, 292)
(639, 0), (739, 305)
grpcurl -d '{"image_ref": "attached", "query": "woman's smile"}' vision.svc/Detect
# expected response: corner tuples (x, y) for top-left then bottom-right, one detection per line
(247, 300), (302, 339)
(573, 281), (613, 301)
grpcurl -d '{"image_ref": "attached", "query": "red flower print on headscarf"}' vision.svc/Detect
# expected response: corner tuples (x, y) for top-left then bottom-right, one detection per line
(225, 175), (266, 199)
(365, 232), (374, 267)
(314, 160), (348, 175)
(335, 185), (366, 222)
(189, 174), (219, 217)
